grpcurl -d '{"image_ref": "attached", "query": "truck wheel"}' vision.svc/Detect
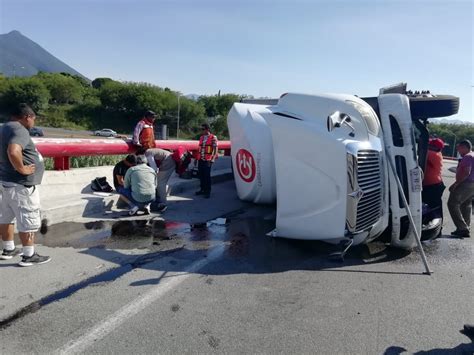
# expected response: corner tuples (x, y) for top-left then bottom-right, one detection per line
(420, 217), (443, 241)
(409, 95), (459, 119)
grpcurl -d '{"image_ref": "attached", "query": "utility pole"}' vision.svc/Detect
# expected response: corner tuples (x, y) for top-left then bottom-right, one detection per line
(177, 93), (180, 139)
(452, 134), (457, 158)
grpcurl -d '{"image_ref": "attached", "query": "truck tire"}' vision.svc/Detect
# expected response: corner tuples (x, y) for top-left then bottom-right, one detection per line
(420, 217), (443, 241)
(409, 95), (459, 119)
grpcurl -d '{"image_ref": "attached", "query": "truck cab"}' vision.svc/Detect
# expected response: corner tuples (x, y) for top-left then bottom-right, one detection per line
(227, 83), (459, 249)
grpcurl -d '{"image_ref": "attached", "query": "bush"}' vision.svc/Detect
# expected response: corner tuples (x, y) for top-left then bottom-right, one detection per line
(44, 155), (125, 170)
(0, 77), (50, 113)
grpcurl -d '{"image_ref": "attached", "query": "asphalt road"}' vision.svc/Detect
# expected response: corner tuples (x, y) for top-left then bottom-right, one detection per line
(37, 126), (129, 139)
(0, 161), (473, 354)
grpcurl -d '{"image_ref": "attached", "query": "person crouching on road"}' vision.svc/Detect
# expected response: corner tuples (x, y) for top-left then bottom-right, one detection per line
(132, 110), (157, 154)
(121, 155), (157, 216)
(113, 154), (137, 207)
(145, 148), (175, 213)
(422, 138), (446, 220)
(195, 123), (218, 199)
(448, 139), (474, 238)
(0, 103), (51, 266)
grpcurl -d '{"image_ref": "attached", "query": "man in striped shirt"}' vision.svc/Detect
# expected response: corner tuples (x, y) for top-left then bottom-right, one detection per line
(195, 123), (218, 199)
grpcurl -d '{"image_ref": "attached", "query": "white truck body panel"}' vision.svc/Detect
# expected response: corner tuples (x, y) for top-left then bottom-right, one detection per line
(227, 103), (276, 204)
(227, 91), (421, 247)
(378, 94), (422, 249)
(265, 112), (347, 240)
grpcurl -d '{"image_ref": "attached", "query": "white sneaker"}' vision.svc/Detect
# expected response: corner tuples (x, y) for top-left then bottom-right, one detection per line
(128, 206), (139, 216)
(142, 204), (151, 215)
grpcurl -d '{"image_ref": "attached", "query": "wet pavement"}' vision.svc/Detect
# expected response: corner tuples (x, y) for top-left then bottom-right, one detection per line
(20, 210), (473, 275)
(0, 162), (473, 354)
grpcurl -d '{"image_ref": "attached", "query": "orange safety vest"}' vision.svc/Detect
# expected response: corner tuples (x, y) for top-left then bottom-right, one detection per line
(197, 133), (217, 161)
(139, 121), (156, 150)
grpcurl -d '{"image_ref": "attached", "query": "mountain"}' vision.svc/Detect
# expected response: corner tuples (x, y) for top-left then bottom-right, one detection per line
(0, 30), (87, 79)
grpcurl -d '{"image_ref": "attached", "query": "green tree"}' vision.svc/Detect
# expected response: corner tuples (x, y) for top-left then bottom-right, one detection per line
(0, 77), (50, 113)
(38, 73), (84, 104)
(92, 77), (115, 89)
(59, 72), (91, 88)
(428, 123), (474, 157)
(197, 93), (242, 138)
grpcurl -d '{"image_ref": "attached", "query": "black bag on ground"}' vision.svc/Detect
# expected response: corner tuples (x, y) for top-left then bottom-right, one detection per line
(91, 177), (113, 193)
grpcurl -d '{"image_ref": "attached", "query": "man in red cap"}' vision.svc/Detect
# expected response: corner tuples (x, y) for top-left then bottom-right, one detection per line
(422, 137), (445, 223)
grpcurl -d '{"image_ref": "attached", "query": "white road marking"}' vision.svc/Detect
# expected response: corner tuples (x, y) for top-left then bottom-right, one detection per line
(56, 246), (223, 354)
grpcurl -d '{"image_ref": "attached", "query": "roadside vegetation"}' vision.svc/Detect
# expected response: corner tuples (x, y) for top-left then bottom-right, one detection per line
(43, 156), (125, 170)
(0, 72), (472, 159)
(0, 72), (250, 139)
(428, 123), (474, 157)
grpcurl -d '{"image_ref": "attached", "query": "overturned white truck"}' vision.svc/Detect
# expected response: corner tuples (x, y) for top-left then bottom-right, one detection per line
(227, 83), (459, 250)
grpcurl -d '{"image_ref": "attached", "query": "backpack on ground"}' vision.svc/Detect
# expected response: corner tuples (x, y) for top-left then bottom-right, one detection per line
(91, 177), (113, 193)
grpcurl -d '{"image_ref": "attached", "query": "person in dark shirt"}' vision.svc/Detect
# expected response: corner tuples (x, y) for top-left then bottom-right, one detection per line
(113, 155), (137, 206)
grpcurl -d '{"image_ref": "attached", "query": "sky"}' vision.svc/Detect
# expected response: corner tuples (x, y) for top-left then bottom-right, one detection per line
(0, 0), (472, 120)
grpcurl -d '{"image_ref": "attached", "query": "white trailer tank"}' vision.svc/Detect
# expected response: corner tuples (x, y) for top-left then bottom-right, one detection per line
(227, 103), (276, 204)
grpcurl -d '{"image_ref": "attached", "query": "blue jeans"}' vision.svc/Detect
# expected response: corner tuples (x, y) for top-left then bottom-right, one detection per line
(198, 160), (212, 194)
(117, 187), (154, 208)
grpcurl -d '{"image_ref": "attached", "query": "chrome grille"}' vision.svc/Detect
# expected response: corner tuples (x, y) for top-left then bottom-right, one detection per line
(356, 150), (382, 231)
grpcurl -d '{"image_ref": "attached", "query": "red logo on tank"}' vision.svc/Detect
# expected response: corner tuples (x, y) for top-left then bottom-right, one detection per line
(236, 149), (256, 183)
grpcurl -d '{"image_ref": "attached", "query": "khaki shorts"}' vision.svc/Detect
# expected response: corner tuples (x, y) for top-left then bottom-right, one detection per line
(0, 184), (41, 232)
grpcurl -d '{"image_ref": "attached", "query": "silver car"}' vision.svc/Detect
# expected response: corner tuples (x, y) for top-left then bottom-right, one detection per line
(93, 128), (117, 137)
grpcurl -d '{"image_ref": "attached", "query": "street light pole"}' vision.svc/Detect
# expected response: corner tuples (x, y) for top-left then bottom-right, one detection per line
(452, 134), (457, 158)
(177, 93), (180, 139)
(443, 131), (458, 157)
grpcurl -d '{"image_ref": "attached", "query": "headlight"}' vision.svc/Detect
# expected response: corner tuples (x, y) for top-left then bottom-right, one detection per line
(346, 100), (380, 137)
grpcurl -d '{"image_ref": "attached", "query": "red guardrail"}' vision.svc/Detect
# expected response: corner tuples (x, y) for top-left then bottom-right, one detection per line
(34, 138), (231, 170)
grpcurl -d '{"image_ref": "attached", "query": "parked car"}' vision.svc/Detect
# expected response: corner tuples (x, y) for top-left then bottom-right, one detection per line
(29, 127), (44, 137)
(93, 128), (117, 137)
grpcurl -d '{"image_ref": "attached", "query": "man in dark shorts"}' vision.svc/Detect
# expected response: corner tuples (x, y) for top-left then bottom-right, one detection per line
(0, 103), (51, 266)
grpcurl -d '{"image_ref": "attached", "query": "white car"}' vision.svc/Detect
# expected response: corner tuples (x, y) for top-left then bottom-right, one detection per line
(93, 128), (117, 137)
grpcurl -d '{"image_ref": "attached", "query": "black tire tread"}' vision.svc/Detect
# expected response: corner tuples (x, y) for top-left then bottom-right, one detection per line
(409, 95), (459, 119)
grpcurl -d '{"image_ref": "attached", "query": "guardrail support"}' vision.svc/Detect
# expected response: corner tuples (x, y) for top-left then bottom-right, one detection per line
(54, 156), (70, 170)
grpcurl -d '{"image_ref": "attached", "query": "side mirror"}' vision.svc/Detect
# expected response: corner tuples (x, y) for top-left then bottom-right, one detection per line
(327, 111), (341, 132)
(327, 112), (354, 137)
(327, 112), (351, 131)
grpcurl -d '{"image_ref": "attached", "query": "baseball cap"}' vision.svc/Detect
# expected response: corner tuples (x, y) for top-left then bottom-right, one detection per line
(429, 138), (445, 150)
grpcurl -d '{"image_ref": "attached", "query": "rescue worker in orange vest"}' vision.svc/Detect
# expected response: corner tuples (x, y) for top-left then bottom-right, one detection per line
(132, 110), (157, 154)
(195, 123), (218, 198)
(422, 137), (445, 220)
